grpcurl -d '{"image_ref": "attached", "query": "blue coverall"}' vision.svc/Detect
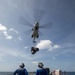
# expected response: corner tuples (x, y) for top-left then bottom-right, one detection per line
(36, 68), (48, 75)
(13, 68), (28, 75)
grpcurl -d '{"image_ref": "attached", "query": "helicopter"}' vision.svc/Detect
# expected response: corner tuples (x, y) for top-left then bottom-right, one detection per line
(31, 22), (39, 43)
(19, 9), (52, 43)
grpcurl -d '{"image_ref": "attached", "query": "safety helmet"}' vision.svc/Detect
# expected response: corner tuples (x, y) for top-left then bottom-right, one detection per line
(19, 63), (25, 68)
(38, 62), (44, 68)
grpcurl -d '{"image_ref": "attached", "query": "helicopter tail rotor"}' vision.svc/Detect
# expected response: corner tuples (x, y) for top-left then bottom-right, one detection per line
(33, 40), (37, 43)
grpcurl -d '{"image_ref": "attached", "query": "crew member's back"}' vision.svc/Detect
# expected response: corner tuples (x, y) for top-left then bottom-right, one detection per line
(13, 63), (28, 75)
(35, 62), (48, 75)
(36, 68), (48, 75)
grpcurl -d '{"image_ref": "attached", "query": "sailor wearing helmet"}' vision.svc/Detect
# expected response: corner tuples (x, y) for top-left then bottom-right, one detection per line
(13, 63), (28, 75)
(35, 62), (48, 75)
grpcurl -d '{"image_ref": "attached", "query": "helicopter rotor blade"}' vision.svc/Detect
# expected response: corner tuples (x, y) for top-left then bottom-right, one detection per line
(19, 16), (33, 27)
(39, 22), (53, 29)
(23, 29), (32, 36)
(34, 9), (45, 22)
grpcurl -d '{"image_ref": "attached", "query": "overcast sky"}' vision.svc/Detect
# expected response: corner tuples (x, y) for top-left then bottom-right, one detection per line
(0, 0), (75, 72)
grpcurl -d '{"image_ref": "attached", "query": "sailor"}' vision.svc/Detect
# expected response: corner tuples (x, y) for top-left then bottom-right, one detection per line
(13, 63), (28, 75)
(35, 62), (48, 75)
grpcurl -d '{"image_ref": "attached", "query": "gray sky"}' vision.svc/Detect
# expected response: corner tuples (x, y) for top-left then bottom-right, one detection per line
(0, 0), (75, 72)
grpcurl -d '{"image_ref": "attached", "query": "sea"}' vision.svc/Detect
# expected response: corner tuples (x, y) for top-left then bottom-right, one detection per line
(0, 72), (75, 75)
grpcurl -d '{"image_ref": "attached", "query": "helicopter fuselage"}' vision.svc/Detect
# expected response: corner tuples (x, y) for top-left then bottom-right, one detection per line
(31, 22), (39, 41)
